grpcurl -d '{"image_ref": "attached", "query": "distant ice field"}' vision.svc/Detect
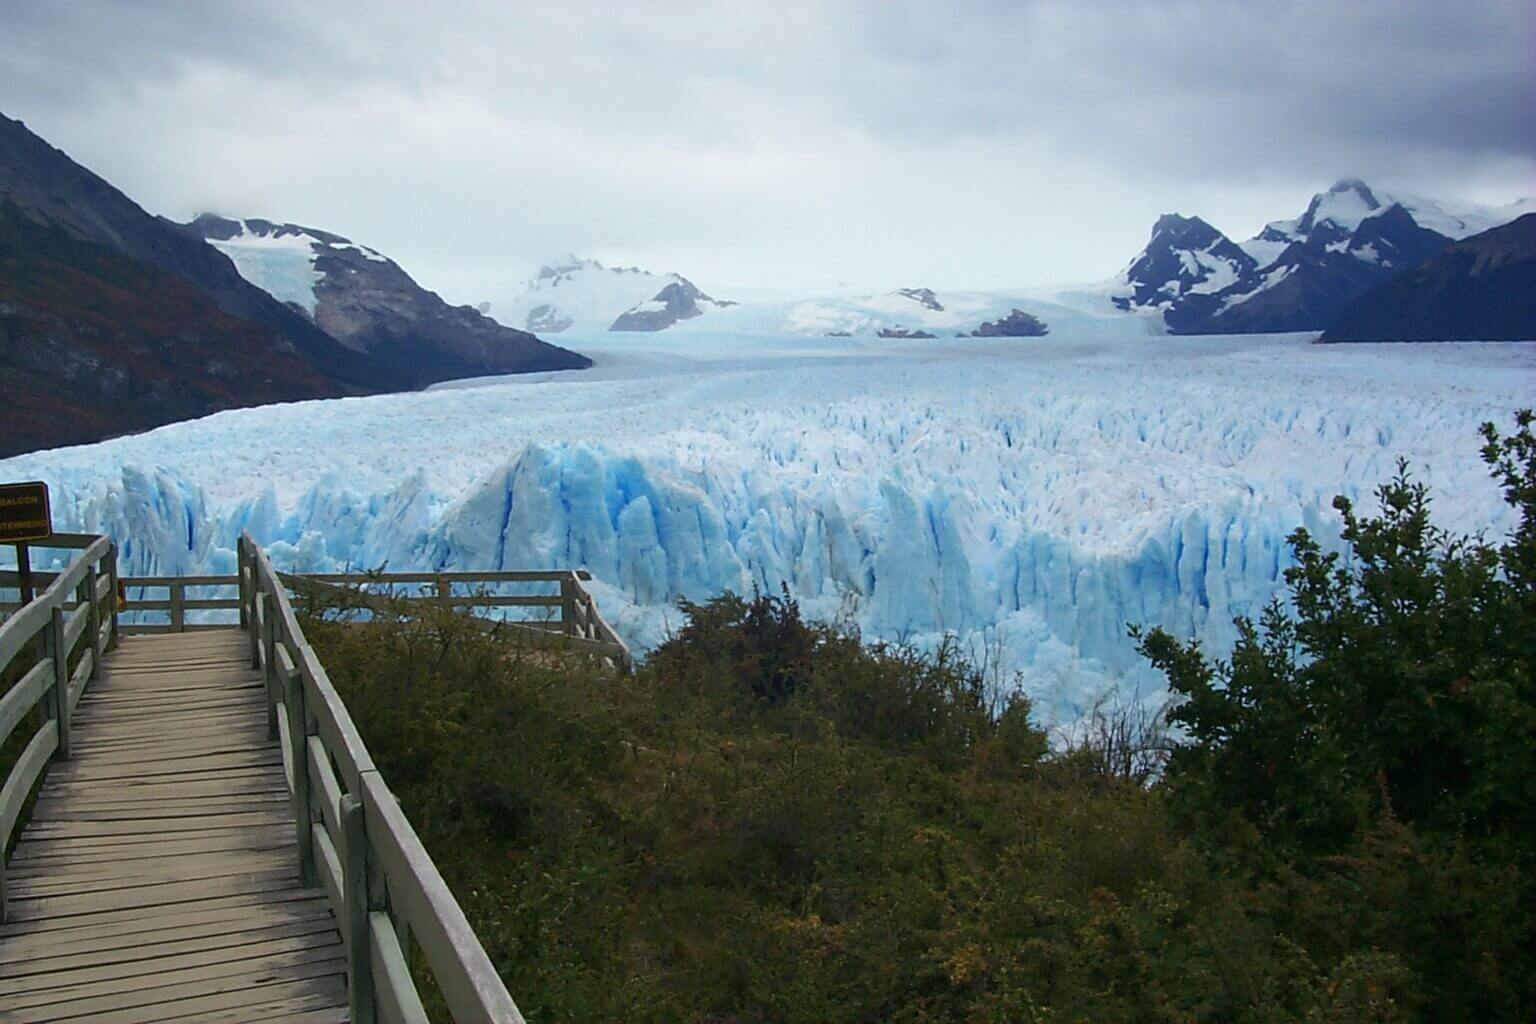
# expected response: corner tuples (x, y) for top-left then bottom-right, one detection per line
(5, 331), (1531, 722)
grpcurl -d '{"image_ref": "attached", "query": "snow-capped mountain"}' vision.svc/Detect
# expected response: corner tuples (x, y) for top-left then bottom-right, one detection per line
(1323, 213), (1536, 342)
(1114, 179), (1536, 335)
(188, 216), (591, 382)
(1112, 214), (1258, 329)
(0, 111), (369, 455)
(495, 257), (733, 333)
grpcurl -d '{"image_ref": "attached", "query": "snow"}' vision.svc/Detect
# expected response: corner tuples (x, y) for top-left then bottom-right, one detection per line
(1306, 185), (1381, 233)
(5, 331), (1529, 725)
(1221, 264), (1294, 310)
(207, 224), (323, 315)
(495, 258), (685, 333)
(694, 286), (1143, 339)
(1233, 188), (1533, 273)
(328, 240), (389, 263)
(1239, 235), (1291, 268)
(1184, 253), (1241, 296)
(1385, 193), (1536, 240)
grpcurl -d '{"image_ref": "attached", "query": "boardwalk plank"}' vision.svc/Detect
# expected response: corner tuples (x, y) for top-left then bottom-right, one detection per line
(0, 633), (347, 1019)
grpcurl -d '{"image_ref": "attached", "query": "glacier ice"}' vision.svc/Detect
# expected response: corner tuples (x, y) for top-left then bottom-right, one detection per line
(3, 330), (1530, 724)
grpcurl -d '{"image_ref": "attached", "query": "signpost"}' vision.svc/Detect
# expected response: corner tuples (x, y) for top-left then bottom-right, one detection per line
(1, 481), (52, 604)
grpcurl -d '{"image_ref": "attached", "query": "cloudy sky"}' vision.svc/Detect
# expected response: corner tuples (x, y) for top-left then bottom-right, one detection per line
(3, 0), (1532, 303)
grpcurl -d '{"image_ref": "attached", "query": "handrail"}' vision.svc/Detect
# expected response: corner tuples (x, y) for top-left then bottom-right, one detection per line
(239, 532), (528, 1024)
(0, 534), (118, 922)
(67, 566), (633, 670)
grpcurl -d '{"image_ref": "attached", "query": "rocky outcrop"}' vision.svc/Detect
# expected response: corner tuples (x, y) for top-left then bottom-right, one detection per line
(526, 303), (573, 333)
(972, 309), (1048, 337)
(877, 327), (937, 339)
(895, 287), (944, 311)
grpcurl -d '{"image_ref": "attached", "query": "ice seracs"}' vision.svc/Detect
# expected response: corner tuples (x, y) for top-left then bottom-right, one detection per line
(5, 331), (1528, 723)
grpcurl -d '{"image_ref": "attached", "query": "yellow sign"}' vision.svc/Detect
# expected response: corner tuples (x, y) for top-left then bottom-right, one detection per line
(0, 481), (52, 543)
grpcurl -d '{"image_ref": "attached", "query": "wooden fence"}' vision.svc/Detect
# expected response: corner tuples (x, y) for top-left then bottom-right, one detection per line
(4, 555), (631, 671)
(239, 533), (528, 1022)
(2, 529), (635, 1020)
(0, 533), (118, 920)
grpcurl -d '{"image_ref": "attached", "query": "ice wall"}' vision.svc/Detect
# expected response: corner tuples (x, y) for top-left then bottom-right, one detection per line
(9, 334), (1529, 723)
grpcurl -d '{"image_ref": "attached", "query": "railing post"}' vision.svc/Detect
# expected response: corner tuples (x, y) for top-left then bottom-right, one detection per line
(106, 543), (119, 645)
(169, 581), (185, 633)
(260, 593), (279, 740)
(237, 537), (249, 631)
(249, 582), (262, 671)
(342, 793), (376, 1024)
(85, 561), (102, 660)
(50, 606), (71, 760)
(284, 665), (315, 885)
(561, 574), (577, 636)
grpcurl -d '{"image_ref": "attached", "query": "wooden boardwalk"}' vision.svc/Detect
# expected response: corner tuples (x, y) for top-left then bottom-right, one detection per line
(1, 531), (578, 1021)
(0, 629), (348, 1023)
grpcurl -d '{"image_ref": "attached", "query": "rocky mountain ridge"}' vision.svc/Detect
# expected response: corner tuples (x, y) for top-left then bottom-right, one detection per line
(1321, 213), (1536, 342)
(1114, 179), (1534, 334)
(186, 215), (591, 382)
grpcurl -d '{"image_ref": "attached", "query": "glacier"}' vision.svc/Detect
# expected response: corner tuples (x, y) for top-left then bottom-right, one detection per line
(3, 330), (1530, 723)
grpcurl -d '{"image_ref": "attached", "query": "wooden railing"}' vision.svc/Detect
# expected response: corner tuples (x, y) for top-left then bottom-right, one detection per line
(239, 533), (527, 1023)
(0, 533), (118, 921)
(282, 569), (631, 671)
(6, 562), (631, 671)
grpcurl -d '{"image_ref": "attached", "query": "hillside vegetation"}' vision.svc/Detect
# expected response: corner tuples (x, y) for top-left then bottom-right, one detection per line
(305, 412), (1536, 1023)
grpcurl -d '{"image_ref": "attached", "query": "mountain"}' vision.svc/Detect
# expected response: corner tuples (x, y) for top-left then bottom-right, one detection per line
(1112, 214), (1259, 331)
(0, 112), (381, 390)
(1321, 214), (1536, 342)
(610, 278), (731, 331)
(1113, 179), (1534, 335)
(0, 199), (344, 457)
(186, 216), (591, 382)
(495, 257), (732, 333)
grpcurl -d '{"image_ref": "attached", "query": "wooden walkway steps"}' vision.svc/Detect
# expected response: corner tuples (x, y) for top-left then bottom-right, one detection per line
(0, 629), (348, 1023)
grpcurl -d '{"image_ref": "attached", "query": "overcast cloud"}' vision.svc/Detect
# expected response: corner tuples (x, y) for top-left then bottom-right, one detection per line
(2, 0), (1531, 302)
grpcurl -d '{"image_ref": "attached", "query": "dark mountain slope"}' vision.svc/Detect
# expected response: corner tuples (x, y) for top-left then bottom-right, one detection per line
(0, 112), (385, 390)
(188, 215), (592, 381)
(0, 200), (343, 457)
(1321, 214), (1536, 342)
(1198, 203), (1452, 334)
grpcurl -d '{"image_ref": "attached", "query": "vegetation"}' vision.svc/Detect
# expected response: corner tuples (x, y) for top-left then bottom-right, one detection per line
(305, 412), (1536, 1023)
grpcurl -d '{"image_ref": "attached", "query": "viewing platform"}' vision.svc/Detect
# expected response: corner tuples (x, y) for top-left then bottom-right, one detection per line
(0, 532), (627, 1022)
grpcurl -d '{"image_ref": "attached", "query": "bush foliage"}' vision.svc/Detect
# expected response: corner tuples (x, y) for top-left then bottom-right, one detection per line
(305, 412), (1536, 1022)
